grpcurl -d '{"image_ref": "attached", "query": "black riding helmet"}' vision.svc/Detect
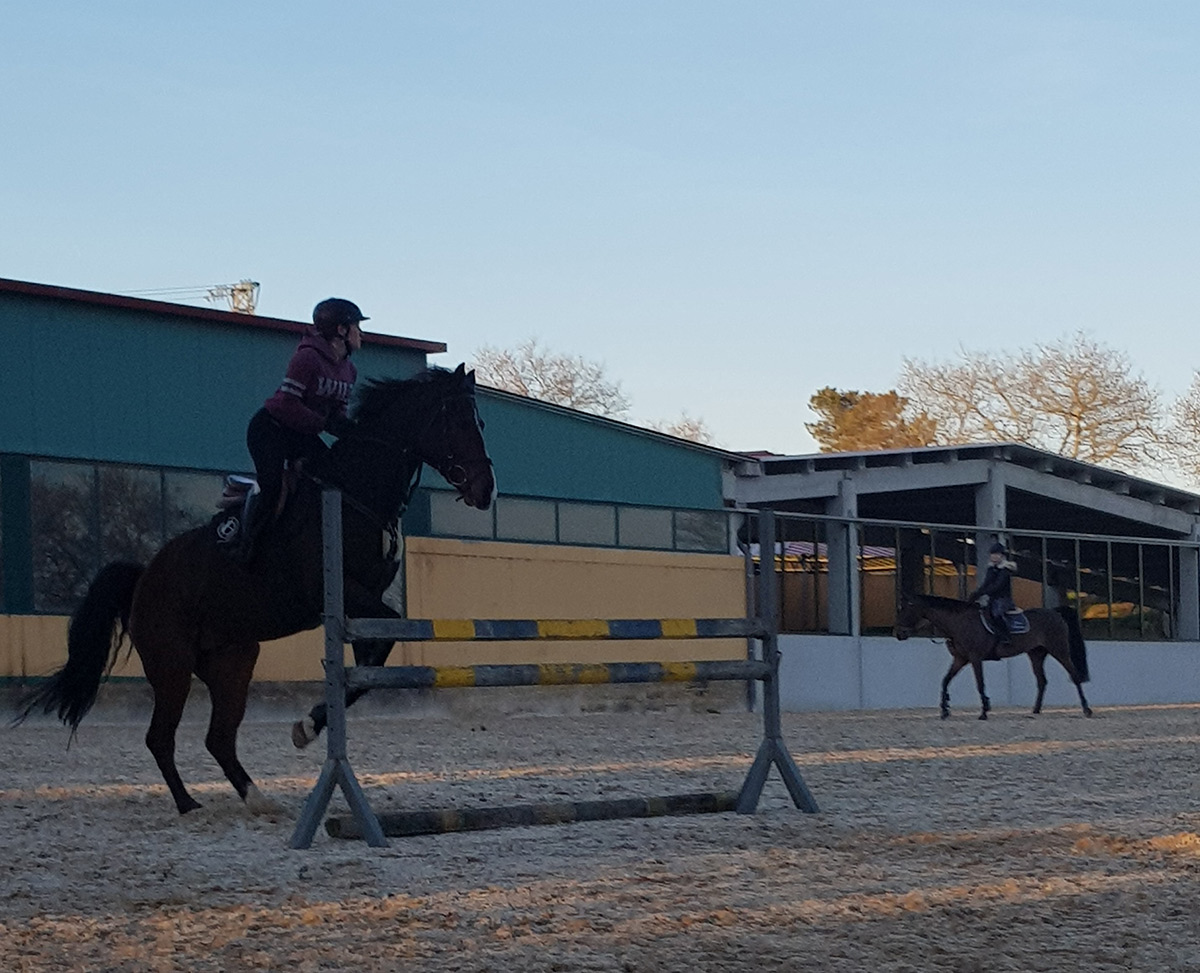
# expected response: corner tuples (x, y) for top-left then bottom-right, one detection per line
(989, 541), (1007, 556)
(312, 298), (369, 339)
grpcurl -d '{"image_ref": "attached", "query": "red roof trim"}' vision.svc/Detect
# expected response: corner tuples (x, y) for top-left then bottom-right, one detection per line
(0, 276), (447, 354)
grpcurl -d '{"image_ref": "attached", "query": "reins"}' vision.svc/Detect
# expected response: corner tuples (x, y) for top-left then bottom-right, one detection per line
(302, 379), (480, 556)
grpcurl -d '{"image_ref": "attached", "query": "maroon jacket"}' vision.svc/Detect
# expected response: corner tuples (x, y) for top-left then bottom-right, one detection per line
(264, 332), (357, 435)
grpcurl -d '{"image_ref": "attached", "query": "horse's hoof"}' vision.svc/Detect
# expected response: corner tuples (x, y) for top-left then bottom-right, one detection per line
(292, 716), (318, 749)
(940, 711), (950, 720)
(978, 713), (988, 721)
(1084, 707), (1094, 718)
(178, 799), (203, 815)
(244, 783), (284, 815)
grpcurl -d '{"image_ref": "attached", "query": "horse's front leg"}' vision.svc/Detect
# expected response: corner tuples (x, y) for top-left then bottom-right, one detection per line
(1027, 649), (1049, 714)
(293, 578), (401, 749)
(940, 655), (967, 719)
(293, 635), (396, 748)
(970, 656), (990, 720)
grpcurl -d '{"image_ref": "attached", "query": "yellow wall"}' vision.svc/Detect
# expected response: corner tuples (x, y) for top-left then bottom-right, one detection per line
(5, 538), (748, 681)
(398, 537), (746, 666)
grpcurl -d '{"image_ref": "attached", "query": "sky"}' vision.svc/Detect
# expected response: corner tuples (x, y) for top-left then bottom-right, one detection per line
(3, 2), (1197, 454)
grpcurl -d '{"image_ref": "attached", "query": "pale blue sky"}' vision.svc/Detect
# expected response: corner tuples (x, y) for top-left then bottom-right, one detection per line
(3, 2), (1197, 452)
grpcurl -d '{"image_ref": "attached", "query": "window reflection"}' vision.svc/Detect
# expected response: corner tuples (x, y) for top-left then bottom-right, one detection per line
(99, 466), (162, 566)
(31, 461), (97, 613)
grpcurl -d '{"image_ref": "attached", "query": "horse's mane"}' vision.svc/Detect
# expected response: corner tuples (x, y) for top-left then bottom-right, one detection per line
(913, 594), (973, 613)
(350, 368), (454, 423)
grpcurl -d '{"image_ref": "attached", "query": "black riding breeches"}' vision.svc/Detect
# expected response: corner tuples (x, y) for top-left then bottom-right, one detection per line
(246, 408), (327, 517)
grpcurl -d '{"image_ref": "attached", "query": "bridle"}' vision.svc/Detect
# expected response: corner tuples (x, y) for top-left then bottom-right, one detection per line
(415, 389), (493, 500)
(894, 598), (946, 642)
(329, 381), (491, 514)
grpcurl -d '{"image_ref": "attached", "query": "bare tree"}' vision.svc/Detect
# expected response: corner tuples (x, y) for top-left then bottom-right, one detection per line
(1167, 372), (1200, 483)
(647, 411), (717, 445)
(805, 387), (938, 452)
(472, 338), (632, 419)
(899, 333), (1166, 470)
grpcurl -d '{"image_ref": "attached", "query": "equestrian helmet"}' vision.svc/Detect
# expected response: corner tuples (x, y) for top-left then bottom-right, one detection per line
(988, 541), (1007, 555)
(313, 298), (369, 338)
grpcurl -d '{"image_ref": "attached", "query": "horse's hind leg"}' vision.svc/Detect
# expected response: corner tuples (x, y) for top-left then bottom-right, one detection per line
(142, 648), (202, 814)
(1028, 649), (1049, 714)
(195, 642), (276, 813)
(940, 656), (967, 719)
(1049, 644), (1094, 718)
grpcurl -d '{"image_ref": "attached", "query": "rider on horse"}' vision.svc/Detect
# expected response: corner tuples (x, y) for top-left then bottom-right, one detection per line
(968, 541), (1018, 645)
(237, 298), (366, 561)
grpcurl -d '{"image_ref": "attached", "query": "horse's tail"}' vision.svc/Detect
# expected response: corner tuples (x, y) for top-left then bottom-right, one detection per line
(13, 561), (144, 733)
(1055, 606), (1090, 683)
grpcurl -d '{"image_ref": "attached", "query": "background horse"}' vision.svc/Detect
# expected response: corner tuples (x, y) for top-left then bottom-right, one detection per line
(894, 594), (1092, 720)
(16, 365), (494, 815)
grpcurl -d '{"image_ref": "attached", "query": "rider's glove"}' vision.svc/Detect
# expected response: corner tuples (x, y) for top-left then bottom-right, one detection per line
(324, 412), (355, 439)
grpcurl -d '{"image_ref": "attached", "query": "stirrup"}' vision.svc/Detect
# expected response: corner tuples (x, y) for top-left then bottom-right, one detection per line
(218, 474), (260, 510)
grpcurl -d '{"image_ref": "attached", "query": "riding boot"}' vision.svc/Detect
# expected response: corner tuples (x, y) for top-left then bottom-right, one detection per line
(235, 492), (263, 564)
(995, 615), (1011, 646)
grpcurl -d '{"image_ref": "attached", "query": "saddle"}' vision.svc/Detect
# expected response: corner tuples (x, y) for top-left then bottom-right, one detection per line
(979, 607), (1030, 637)
(213, 466), (303, 548)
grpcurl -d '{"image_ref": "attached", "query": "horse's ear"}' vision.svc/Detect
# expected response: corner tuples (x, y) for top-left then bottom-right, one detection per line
(453, 363), (466, 379)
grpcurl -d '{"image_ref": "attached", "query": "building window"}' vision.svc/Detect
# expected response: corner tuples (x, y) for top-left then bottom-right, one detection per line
(617, 507), (673, 550)
(675, 510), (728, 552)
(99, 466), (163, 566)
(165, 471), (225, 537)
(495, 497), (556, 542)
(424, 490), (729, 554)
(558, 502), (616, 546)
(31, 460), (98, 613)
(28, 460), (227, 615)
(429, 489), (493, 538)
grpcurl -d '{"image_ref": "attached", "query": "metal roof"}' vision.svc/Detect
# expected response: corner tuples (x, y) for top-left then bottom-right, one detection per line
(743, 442), (1200, 514)
(478, 384), (750, 462)
(0, 276), (447, 354)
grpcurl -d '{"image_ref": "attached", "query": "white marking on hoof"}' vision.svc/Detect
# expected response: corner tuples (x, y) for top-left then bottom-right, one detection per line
(292, 715), (318, 749)
(244, 783), (283, 815)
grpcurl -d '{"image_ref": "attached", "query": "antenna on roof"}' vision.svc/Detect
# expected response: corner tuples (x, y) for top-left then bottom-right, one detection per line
(119, 280), (261, 314)
(205, 280), (260, 314)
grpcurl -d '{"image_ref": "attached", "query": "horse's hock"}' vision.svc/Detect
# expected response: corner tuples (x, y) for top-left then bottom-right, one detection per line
(290, 496), (817, 848)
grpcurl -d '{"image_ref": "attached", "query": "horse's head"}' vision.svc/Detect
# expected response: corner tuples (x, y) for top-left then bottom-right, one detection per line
(895, 594), (972, 640)
(351, 364), (495, 510)
(418, 364), (495, 510)
(894, 596), (925, 641)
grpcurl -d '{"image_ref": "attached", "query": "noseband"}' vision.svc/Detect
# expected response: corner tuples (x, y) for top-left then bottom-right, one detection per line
(417, 390), (492, 495)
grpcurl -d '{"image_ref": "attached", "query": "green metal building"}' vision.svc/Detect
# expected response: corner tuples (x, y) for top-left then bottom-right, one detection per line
(0, 277), (740, 617)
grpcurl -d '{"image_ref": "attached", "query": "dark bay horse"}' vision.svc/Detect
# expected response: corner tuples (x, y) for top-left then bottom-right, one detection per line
(16, 365), (494, 814)
(894, 594), (1092, 720)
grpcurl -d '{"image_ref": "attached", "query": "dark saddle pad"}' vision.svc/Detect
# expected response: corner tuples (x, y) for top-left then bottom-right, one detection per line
(980, 609), (1030, 636)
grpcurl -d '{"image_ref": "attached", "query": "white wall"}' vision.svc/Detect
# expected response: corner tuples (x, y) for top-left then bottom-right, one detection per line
(778, 634), (1200, 713)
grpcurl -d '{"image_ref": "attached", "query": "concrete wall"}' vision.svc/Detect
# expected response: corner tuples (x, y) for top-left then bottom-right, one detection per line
(778, 633), (1200, 712)
(4, 538), (748, 682)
